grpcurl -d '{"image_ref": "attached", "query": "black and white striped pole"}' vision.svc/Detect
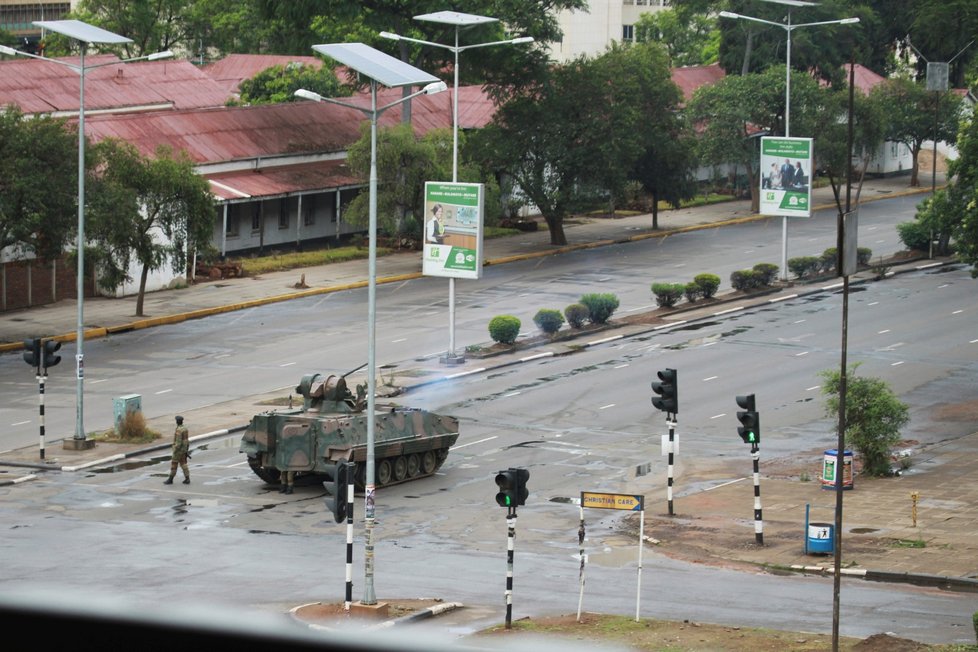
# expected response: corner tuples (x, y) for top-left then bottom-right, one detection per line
(494, 468), (529, 630)
(665, 417), (677, 515)
(505, 511), (516, 629)
(651, 369), (678, 516)
(38, 373), (46, 460)
(751, 445), (763, 545)
(343, 469), (354, 611)
(736, 394), (763, 545)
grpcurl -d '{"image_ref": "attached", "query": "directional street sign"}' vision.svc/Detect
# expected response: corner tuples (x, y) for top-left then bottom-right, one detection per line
(581, 492), (644, 511)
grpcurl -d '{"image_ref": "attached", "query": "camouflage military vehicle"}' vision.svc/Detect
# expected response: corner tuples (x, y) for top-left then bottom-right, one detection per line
(240, 372), (460, 489)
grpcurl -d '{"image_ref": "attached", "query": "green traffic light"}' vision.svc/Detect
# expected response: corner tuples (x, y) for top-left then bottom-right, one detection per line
(749, 431), (756, 442)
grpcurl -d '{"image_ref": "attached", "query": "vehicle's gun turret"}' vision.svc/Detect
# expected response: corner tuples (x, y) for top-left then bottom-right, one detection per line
(295, 364), (366, 413)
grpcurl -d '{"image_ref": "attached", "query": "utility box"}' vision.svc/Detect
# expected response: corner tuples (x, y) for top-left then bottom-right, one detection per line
(113, 394), (142, 434)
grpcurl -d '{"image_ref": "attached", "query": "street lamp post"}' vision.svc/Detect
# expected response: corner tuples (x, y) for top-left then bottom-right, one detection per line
(719, 4), (858, 281)
(295, 43), (445, 605)
(1, 20), (172, 448)
(381, 11), (533, 364)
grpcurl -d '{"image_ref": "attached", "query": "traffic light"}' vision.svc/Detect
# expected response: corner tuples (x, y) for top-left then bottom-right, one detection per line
(736, 394), (760, 445)
(323, 460), (352, 523)
(43, 340), (62, 371)
(22, 338), (40, 370)
(651, 368), (678, 415)
(495, 467), (529, 508)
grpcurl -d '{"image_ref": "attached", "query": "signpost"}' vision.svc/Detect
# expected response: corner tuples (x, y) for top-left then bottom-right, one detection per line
(760, 137), (813, 218)
(578, 492), (645, 622)
(422, 181), (484, 280)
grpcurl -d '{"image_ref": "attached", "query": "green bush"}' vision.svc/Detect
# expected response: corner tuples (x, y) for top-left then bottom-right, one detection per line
(973, 610), (978, 644)
(730, 269), (760, 291)
(788, 256), (820, 279)
(533, 308), (565, 335)
(683, 282), (702, 303)
(488, 315), (521, 345)
(857, 247), (872, 266)
(820, 248), (838, 274)
(564, 303), (589, 329)
(651, 282), (685, 308)
(897, 221), (930, 251)
(694, 273), (721, 299)
(752, 263), (779, 286)
(579, 293), (620, 324)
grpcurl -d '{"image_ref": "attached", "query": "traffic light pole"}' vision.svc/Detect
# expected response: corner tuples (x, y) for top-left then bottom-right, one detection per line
(343, 475), (354, 612)
(37, 374), (46, 460)
(751, 445), (764, 545)
(504, 509), (516, 629)
(666, 418), (677, 516)
(576, 503), (585, 622)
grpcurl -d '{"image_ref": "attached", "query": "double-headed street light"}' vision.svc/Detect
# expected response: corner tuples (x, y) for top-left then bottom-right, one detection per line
(381, 11), (533, 364)
(719, 3), (858, 281)
(0, 20), (173, 448)
(295, 43), (445, 605)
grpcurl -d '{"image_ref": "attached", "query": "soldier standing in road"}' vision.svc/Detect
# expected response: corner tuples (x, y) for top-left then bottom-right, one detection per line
(279, 470), (295, 494)
(164, 415), (190, 485)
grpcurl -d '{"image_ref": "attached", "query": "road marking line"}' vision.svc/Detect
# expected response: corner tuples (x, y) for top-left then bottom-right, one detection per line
(280, 362), (296, 367)
(391, 338), (407, 343)
(705, 477), (748, 491)
(878, 329), (890, 334)
(710, 413), (726, 419)
(795, 351), (809, 356)
(703, 376), (718, 381)
(891, 361), (905, 366)
(504, 391), (521, 397)
(714, 306), (744, 315)
(807, 385), (820, 391)
(599, 404), (615, 410)
(12, 420), (30, 426)
(614, 364), (629, 369)
(155, 389), (172, 395)
(952, 309), (963, 315)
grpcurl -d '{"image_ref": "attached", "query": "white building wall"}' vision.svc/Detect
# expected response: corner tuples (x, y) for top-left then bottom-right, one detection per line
(550, 0), (669, 62)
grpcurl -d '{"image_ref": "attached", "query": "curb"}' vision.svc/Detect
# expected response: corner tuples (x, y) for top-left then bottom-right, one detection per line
(370, 601), (465, 628)
(787, 565), (978, 593)
(0, 426), (247, 479)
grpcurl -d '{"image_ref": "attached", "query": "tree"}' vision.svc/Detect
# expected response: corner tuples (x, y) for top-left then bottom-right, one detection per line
(908, 0), (978, 87)
(634, 6), (719, 67)
(591, 42), (683, 216)
(812, 71), (885, 212)
(67, 0), (193, 58)
(0, 107), (78, 260)
(343, 123), (442, 239)
(475, 43), (680, 245)
(234, 63), (349, 105)
(935, 114), (978, 276)
(717, 0), (873, 82)
(871, 78), (963, 187)
(820, 365), (910, 477)
(252, 0), (584, 98)
(631, 115), (698, 230)
(686, 67), (824, 212)
(87, 140), (215, 315)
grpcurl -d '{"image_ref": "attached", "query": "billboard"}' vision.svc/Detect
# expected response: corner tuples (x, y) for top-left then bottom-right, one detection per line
(760, 137), (813, 217)
(422, 181), (484, 280)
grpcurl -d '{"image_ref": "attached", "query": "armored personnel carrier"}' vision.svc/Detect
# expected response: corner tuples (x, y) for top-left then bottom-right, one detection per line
(240, 372), (460, 489)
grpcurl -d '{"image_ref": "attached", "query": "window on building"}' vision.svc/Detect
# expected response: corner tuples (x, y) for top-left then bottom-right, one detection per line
(278, 198), (290, 230)
(304, 194), (316, 226)
(225, 205), (240, 238)
(622, 24), (635, 42)
(251, 203), (261, 233)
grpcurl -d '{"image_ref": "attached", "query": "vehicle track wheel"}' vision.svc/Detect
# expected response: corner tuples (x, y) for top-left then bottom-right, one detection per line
(406, 453), (421, 478)
(393, 456), (408, 482)
(421, 451), (437, 475)
(377, 459), (392, 486)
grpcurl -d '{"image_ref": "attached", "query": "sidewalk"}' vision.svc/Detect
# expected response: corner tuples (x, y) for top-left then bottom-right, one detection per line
(3, 173), (976, 592)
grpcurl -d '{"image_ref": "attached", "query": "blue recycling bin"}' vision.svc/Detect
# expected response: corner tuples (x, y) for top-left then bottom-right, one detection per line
(807, 521), (834, 554)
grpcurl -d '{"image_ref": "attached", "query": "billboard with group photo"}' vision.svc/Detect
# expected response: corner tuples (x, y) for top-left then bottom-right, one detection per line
(760, 137), (813, 217)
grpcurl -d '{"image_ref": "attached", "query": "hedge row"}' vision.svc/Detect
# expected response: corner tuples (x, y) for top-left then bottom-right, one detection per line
(488, 293), (621, 344)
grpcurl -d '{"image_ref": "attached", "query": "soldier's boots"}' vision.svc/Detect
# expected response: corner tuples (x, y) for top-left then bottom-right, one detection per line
(163, 476), (174, 485)
(182, 478), (190, 484)
(285, 486), (294, 495)
(279, 484), (288, 493)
